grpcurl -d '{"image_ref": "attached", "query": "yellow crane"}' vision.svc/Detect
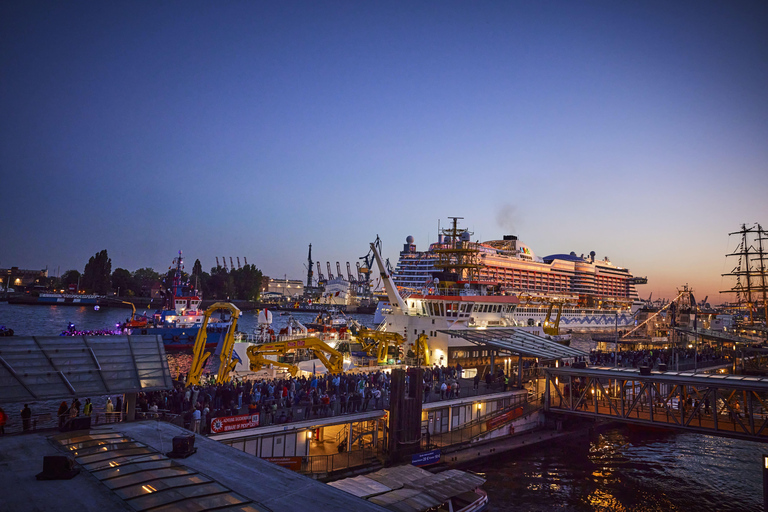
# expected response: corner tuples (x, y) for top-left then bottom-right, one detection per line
(186, 302), (241, 387)
(246, 337), (344, 376)
(354, 328), (430, 366)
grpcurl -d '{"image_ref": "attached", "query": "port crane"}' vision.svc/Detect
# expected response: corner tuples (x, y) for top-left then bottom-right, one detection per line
(186, 302), (241, 387)
(346, 262), (356, 283)
(336, 262), (343, 281)
(317, 262), (325, 282)
(246, 337), (344, 376)
(354, 327), (430, 365)
(306, 244), (314, 288)
(327, 262), (334, 280)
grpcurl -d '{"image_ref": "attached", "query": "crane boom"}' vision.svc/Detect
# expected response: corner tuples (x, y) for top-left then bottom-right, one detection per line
(317, 262), (325, 282)
(327, 262), (333, 280)
(186, 302), (241, 387)
(336, 262), (343, 281)
(246, 337), (344, 376)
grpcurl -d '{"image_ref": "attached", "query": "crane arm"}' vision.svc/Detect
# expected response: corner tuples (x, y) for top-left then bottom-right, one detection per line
(246, 337), (344, 376)
(187, 302), (241, 387)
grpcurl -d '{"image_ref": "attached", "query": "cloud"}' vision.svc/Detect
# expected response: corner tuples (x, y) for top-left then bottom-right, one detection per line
(496, 205), (517, 233)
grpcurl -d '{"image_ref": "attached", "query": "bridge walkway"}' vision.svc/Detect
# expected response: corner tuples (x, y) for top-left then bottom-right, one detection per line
(544, 366), (768, 443)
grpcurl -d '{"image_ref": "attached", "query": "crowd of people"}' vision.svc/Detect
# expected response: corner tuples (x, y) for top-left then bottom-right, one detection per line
(133, 364), (501, 434)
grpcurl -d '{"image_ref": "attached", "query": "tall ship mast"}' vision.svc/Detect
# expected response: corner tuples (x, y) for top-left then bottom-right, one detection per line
(721, 223), (768, 325)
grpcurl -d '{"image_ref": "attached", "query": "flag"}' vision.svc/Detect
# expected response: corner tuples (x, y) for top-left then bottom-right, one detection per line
(232, 349), (242, 364)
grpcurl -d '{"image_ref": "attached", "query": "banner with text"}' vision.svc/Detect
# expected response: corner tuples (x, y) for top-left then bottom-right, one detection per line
(210, 413), (260, 434)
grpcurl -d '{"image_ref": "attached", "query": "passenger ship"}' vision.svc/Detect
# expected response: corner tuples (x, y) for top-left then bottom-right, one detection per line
(392, 218), (644, 332)
(373, 218), (646, 366)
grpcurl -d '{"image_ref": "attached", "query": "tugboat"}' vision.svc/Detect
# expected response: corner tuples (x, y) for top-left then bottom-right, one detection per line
(305, 308), (349, 335)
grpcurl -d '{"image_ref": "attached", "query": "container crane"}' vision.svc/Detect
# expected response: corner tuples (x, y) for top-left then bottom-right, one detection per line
(317, 262), (325, 282)
(336, 262), (343, 281)
(346, 262), (356, 283)
(327, 262), (334, 280)
(306, 243), (314, 288)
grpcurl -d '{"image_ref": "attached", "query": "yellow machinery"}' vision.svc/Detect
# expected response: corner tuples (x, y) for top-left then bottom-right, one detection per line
(186, 302), (241, 387)
(542, 302), (564, 336)
(354, 328), (430, 366)
(246, 337), (344, 376)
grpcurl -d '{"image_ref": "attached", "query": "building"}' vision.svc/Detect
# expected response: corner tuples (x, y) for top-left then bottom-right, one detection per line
(1, 267), (48, 292)
(263, 277), (305, 298)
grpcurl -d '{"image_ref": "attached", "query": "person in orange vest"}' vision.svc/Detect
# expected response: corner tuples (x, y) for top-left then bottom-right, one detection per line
(0, 406), (7, 434)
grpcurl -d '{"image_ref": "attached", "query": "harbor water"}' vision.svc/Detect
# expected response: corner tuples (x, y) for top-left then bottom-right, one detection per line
(0, 302), (763, 510)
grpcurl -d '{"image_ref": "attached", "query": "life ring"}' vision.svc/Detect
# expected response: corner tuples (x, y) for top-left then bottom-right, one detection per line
(141, 329), (148, 335)
(172, 335), (180, 343)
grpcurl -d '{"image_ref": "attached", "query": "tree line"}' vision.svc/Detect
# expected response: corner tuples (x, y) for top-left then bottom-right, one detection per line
(51, 250), (263, 301)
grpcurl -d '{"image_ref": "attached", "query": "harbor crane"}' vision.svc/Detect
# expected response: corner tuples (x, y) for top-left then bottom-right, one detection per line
(327, 262), (334, 280)
(336, 262), (343, 281)
(347, 262), (356, 283)
(186, 302), (241, 387)
(317, 262), (325, 282)
(356, 262), (363, 282)
(246, 337), (344, 376)
(306, 244), (314, 288)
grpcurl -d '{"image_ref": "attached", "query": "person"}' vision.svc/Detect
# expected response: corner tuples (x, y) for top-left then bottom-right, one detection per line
(21, 404), (32, 431)
(190, 405), (201, 434)
(57, 401), (68, 428)
(106, 398), (114, 423)
(83, 398), (93, 417)
(473, 373), (480, 391)
(0, 406), (7, 435)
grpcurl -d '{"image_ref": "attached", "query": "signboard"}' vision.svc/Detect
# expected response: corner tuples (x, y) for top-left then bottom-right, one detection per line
(411, 449), (441, 467)
(210, 413), (259, 434)
(486, 407), (523, 431)
(263, 456), (303, 471)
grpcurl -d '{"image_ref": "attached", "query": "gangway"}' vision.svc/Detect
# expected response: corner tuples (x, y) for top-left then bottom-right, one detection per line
(544, 366), (768, 443)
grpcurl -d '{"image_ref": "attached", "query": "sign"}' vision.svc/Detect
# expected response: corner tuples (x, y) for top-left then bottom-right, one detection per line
(210, 413), (259, 434)
(263, 456), (303, 471)
(486, 407), (523, 431)
(412, 449), (441, 467)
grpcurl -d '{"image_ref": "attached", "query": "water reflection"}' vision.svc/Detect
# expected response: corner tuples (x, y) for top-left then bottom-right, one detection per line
(472, 427), (761, 512)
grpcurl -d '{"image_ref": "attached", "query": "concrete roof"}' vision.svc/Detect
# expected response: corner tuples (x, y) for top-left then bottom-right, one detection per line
(0, 421), (388, 512)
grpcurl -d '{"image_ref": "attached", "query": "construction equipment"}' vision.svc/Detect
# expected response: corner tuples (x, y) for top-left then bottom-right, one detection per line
(327, 262), (334, 280)
(354, 328), (430, 365)
(186, 302), (241, 387)
(246, 337), (343, 376)
(542, 301), (565, 336)
(336, 262), (343, 281)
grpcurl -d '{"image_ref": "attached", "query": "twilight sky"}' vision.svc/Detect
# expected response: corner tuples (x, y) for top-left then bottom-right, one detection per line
(2, 2), (767, 302)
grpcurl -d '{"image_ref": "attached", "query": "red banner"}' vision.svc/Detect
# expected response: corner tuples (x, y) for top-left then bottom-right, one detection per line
(486, 407), (523, 431)
(210, 413), (260, 434)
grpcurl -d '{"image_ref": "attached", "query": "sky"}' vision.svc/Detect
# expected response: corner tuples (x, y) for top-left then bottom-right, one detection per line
(1, 1), (767, 302)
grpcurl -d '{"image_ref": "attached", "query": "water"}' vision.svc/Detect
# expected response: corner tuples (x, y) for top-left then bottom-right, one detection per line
(1, 303), (763, 510)
(0, 301), (376, 336)
(473, 427), (762, 511)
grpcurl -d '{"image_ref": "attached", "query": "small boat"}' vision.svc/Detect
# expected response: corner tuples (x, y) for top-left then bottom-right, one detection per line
(305, 308), (349, 334)
(0, 326), (14, 337)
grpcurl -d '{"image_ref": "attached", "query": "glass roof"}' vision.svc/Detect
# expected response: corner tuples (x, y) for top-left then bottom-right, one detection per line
(0, 335), (174, 401)
(439, 328), (588, 360)
(53, 430), (267, 512)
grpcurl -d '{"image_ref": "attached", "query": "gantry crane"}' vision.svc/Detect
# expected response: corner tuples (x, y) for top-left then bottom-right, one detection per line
(246, 337), (344, 376)
(186, 302), (241, 387)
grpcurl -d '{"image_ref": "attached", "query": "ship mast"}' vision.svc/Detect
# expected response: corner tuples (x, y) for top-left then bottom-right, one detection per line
(432, 217), (481, 284)
(721, 223), (768, 325)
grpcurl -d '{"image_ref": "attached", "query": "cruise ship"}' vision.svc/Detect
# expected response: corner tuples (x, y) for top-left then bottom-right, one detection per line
(370, 219), (646, 369)
(392, 218), (646, 332)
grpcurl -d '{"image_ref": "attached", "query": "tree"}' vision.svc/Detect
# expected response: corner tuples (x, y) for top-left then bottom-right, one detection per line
(111, 268), (134, 296)
(133, 268), (160, 297)
(191, 259), (209, 296)
(207, 265), (234, 300)
(232, 264), (263, 301)
(60, 270), (81, 291)
(82, 250), (111, 294)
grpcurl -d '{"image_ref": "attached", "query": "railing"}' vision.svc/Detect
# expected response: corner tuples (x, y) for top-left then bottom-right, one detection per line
(0, 409), (126, 435)
(300, 444), (380, 475)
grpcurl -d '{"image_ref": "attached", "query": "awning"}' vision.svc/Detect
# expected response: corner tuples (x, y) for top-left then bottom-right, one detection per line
(438, 328), (588, 360)
(0, 335), (174, 402)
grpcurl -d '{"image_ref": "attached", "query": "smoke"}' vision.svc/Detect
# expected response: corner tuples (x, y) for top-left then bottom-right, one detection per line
(496, 205), (517, 233)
